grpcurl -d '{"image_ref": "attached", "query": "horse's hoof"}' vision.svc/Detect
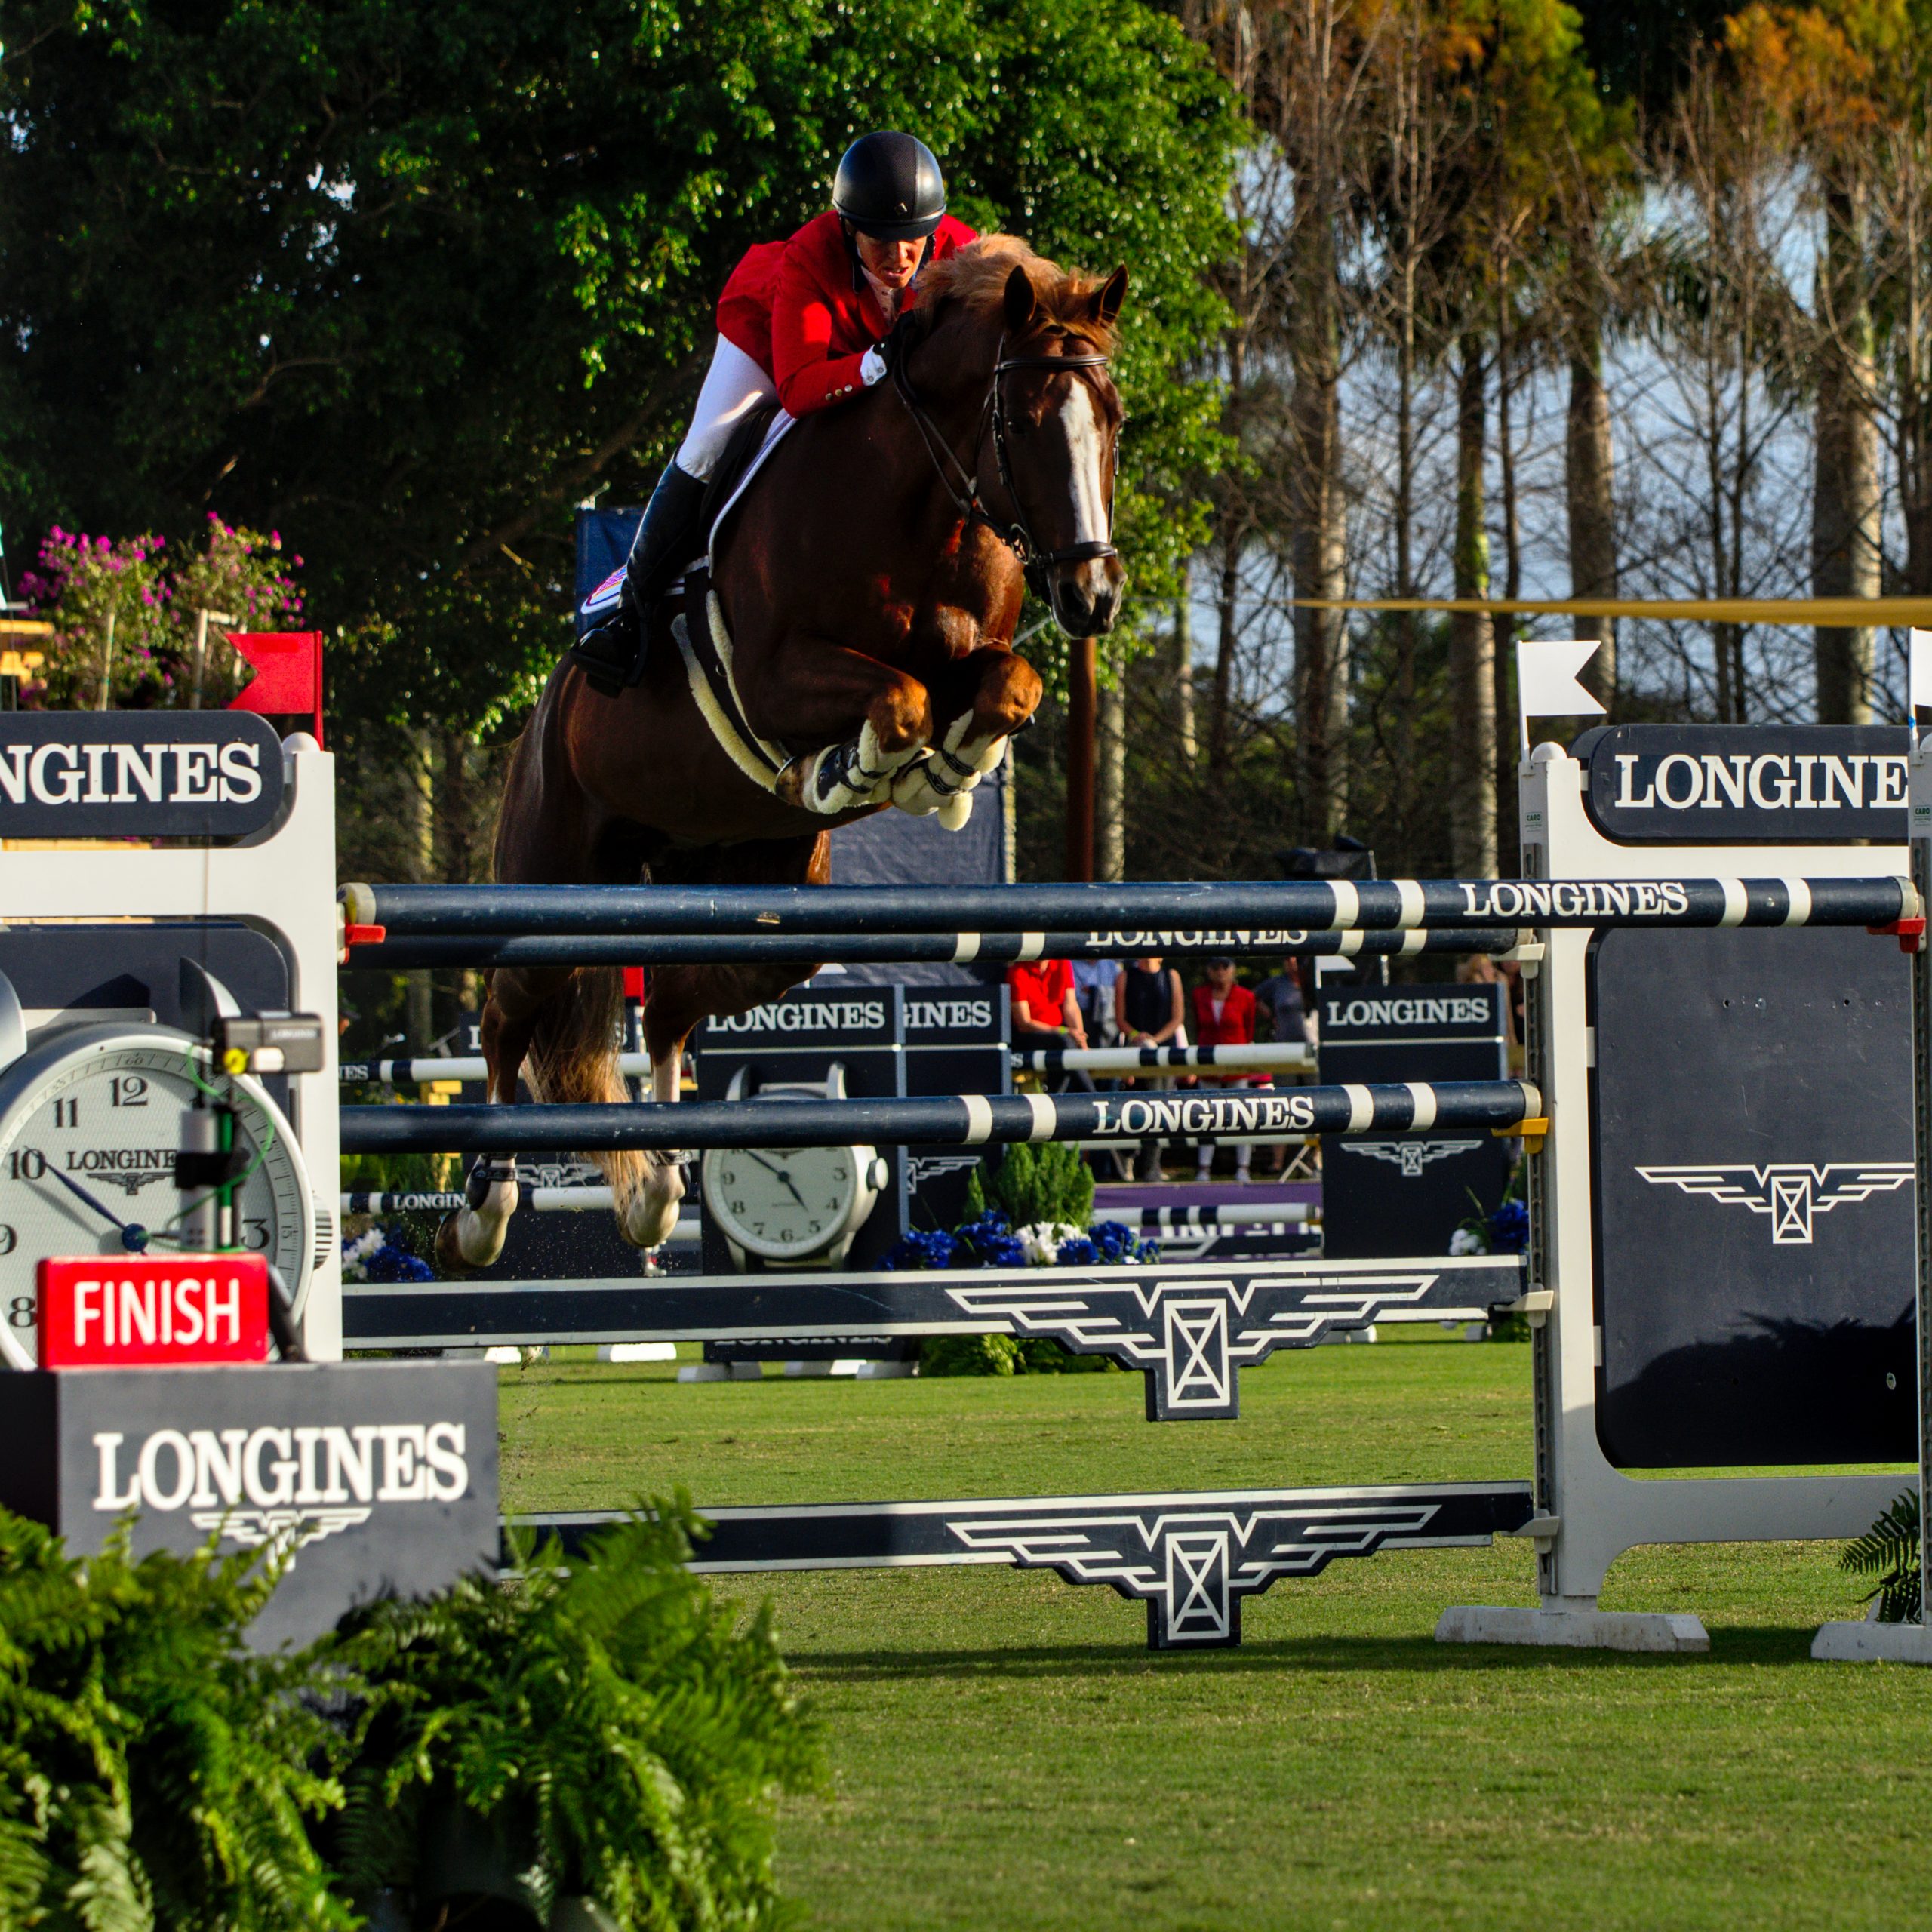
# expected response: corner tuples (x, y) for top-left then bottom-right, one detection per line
(938, 791), (974, 831)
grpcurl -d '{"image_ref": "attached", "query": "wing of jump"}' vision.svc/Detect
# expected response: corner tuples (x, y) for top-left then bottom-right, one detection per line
(1634, 1164), (1774, 1212)
(1811, 1162), (1915, 1213)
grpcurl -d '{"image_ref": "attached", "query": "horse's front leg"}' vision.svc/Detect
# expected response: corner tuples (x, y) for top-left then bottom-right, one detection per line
(750, 632), (935, 815)
(889, 644), (1044, 828)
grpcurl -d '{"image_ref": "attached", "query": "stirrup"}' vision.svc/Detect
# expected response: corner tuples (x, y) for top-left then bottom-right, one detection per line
(567, 598), (645, 697)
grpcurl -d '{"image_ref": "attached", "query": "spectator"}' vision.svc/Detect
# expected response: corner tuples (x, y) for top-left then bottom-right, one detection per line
(1455, 952), (1518, 1051)
(1190, 956), (1260, 1183)
(1070, 958), (1121, 1048)
(1252, 956), (1309, 1046)
(1005, 955), (1094, 1094)
(1116, 955), (1184, 1180)
(1117, 955), (1184, 1048)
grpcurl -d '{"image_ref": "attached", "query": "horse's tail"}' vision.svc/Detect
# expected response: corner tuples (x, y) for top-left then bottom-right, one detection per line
(521, 966), (649, 1221)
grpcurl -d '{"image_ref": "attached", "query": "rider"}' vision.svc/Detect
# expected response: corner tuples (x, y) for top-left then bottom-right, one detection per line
(571, 131), (980, 692)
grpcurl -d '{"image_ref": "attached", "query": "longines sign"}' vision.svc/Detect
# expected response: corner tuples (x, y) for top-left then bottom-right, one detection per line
(1575, 724), (1907, 844)
(0, 1360), (498, 1647)
(0, 712), (285, 838)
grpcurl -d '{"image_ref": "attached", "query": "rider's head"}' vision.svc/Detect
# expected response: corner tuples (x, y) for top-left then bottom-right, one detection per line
(835, 131), (947, 291)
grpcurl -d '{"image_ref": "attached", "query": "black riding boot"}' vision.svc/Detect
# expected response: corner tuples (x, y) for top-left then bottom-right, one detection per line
(568, 460), (709, 697)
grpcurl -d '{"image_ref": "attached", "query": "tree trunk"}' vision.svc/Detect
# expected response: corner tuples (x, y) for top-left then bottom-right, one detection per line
(1066, 635), (1097, 881)
(1494, 304), (1520, 811)
(1450, 335), (1497, 878)
(1813, 181), (1879, 725)
(1097, 667), (1126, 882)
(407, 731), (435, 1048)
(1174, 586), (1198, 763)
(1565, 333), (1618, 706)
(1210, 337), (1245, 771)
(1290, 207), (1346, 841)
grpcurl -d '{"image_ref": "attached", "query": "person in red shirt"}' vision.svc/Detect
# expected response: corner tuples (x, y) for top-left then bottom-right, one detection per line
(1007, 958), (1097, 1095)
(572, 131), (978, 691)
(1190, 957), (1262, 1181)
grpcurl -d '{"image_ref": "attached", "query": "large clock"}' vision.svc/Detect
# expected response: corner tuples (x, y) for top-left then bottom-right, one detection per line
(0, 1023), (319, 1369)
(700, 1066), (888, 1267)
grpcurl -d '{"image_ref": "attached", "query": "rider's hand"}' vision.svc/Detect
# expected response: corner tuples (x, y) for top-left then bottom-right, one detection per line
(866, 309), (918, 386)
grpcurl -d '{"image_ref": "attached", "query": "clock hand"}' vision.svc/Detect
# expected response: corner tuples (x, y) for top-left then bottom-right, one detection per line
(43, 1167), (149, 1251)
(740, 1150), (811, 1210)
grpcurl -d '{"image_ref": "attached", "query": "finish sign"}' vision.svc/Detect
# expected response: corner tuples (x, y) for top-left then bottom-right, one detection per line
(36, 1254), (269, 1367)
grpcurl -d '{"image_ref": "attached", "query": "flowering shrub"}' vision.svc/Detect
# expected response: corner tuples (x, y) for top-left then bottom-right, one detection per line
(341, 1226), (434, 1284)
(19, 515), (304, 709)
(883, 1208), (1156, 1275)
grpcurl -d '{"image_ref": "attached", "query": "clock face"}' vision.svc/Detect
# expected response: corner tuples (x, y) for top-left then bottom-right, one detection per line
(0, 1027), (314, 1369)
(702, 1144), (864, 1260)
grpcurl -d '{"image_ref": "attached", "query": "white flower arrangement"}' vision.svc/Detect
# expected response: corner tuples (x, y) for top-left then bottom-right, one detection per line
(341, 1224), (389, 1282)
(1448, 1226), (1486, 1257)
(1014, 1220), (1089, 1266)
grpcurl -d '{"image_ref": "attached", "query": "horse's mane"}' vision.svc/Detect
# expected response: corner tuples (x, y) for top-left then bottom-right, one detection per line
(915, 234), (1120, 349)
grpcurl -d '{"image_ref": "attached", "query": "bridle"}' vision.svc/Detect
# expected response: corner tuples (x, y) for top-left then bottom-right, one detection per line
(891, 331), (1119, 595)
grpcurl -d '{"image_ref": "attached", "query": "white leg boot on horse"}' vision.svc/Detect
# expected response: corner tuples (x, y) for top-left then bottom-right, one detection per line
(433, 978), (559, 1275)
(777, 717), (929, 815)
(623, 1047), (687, 1251)
(888, 645), (1043, 827)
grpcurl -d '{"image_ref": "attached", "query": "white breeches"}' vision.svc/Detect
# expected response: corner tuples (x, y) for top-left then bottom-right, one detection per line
(677, 335), (779, 481)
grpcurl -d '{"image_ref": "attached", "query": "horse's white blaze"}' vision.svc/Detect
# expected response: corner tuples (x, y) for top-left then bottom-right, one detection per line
(1060, 385), (1109, 545)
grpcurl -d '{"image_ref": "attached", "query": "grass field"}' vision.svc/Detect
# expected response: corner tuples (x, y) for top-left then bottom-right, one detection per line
(497, 1338), (1932, 1931)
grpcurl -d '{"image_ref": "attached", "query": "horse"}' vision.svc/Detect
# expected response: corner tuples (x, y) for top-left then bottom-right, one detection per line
(438, 235), (1128, 1273)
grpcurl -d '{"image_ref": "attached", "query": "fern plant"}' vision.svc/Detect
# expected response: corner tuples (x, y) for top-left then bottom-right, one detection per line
(1841, 1490), (1923, 1623)
(331, 1497), (821, 1930)
(0, 1510), (352, 1932)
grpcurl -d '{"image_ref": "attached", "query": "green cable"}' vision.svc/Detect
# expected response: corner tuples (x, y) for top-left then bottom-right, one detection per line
(149, 1050), (278, 1247)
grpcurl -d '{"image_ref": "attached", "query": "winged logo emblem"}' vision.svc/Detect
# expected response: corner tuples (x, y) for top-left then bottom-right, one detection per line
(190, 1506), (372, 1570)
(1342, 1138), (1483, 1180)
(1635, 1161), (1912, 1244)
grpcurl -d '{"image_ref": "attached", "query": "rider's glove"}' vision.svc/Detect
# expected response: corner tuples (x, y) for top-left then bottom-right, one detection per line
(863, 309), (918, 389)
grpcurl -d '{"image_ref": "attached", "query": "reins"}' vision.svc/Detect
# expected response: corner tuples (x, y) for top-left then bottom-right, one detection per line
(891, 328), (1118, 595)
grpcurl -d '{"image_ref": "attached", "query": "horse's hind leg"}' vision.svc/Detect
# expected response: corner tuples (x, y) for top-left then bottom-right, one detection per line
(890, 645), (1043, 826)
(633, 835), (830, 1243)
(433, 964), (572, 1272)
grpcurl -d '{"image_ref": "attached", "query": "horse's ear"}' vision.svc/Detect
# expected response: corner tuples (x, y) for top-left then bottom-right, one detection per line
(1004, 264), (1038, 336)
(1093, 266), (1128, 328)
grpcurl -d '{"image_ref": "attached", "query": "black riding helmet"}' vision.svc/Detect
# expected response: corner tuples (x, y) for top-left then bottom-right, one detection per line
(832, 131), (947, 241)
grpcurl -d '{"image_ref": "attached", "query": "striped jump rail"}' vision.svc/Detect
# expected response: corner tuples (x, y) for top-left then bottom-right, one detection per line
(340, 875), (1918, 939)
(339, 1078), (1543, 1155)
(343, 927), (1524, 968)
(343, 1041), (1315, 1085)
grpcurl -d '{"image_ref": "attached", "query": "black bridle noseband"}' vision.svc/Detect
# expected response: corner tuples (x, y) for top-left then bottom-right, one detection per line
(892, 333), (1119, 595)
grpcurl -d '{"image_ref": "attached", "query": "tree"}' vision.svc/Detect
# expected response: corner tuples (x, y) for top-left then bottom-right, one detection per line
(0, 0), (1238, 752)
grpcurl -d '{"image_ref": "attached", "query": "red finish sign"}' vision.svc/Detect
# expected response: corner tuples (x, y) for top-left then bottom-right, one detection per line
(37, 1255), (269, 1367)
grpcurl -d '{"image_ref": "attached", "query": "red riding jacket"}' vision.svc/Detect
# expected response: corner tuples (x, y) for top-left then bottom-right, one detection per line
(715, 210), (980, 418)
(1191, 983), (1257, 1051)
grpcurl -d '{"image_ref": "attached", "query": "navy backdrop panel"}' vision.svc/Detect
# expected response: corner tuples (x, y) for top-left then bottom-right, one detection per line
(821, 771), (1009, 986)
(574, 506), (643, 629)
(1318, 983), (1510, 1258)
(1590, 925), (1915, 1466)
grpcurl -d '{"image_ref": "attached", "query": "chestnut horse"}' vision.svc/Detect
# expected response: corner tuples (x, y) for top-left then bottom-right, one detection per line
(441, 236), (1128, 1272)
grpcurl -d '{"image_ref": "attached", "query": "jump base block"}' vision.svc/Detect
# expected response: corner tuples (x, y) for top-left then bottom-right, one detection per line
(1435, 1604), (1711, 1653)
(1811, 1617), (1932, 1663)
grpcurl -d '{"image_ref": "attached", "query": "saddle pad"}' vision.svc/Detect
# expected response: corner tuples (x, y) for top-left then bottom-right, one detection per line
(575, 410), (796, 626)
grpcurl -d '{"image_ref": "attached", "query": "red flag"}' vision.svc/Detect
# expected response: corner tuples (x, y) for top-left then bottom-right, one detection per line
(226, 631), (323, 744)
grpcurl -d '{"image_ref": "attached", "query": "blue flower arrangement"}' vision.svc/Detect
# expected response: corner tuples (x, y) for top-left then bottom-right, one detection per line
(883, 1207), (1157, 1272)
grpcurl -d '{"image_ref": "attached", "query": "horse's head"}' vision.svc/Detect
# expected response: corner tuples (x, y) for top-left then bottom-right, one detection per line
(993, 260), (1129, 637)
(912, 238), (1131, 638)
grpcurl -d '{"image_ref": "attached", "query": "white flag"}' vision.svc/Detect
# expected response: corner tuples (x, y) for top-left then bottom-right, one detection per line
(1517, 638), (1607, 724)
(1911, 629), (1932, 714)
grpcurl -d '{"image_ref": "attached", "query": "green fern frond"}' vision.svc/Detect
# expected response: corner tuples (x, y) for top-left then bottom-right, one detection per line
(1841, 1489), (1924, 1623)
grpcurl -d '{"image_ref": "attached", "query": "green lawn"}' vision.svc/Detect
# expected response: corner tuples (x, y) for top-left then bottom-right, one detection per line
(497, 1340), (1932, 1931)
